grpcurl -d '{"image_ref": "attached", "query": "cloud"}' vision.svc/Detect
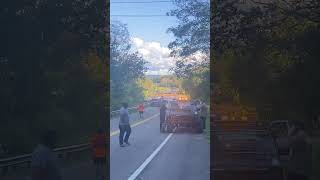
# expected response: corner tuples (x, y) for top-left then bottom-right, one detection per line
(131, 37), (209, 75)
(132, 37), (144, 47)
(131, 37), (175, 75)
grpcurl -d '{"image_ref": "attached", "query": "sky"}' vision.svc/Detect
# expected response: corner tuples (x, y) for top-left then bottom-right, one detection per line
(110, 0), (179, 75)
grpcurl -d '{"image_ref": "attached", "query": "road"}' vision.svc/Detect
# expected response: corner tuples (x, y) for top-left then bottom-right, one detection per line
(3, 107), (210, 180)
(110, 107), (210, 180)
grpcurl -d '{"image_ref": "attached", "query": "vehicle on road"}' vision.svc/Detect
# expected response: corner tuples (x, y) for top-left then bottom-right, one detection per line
(150, 99), (162, 107)
(212, 120), (283, 180)
(161, 101), (202, 133)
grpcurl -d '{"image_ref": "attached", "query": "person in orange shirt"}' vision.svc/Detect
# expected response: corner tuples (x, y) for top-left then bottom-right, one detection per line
(91, 128), (107, 180)
(138, 103), (144, 119)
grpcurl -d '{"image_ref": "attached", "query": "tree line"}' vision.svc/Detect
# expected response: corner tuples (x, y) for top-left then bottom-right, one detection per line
(110, 21), (147, 111)
(0, 0), (107, 155)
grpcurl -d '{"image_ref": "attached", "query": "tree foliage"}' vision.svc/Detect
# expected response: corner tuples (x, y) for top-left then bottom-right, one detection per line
(212, 0), (320, 129)
(168, 0), (210, 102)
(0, 0), (107, 155)
(110, 21), (147, 110)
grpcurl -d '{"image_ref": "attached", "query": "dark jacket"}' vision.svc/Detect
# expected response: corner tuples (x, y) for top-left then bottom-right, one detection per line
(160, 106), (166, 122)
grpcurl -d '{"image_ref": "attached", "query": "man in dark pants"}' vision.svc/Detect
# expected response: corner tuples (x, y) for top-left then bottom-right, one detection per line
(200, 104), (208, 130)
(160, 103), (166, 132)
(119, 103), (131, 147)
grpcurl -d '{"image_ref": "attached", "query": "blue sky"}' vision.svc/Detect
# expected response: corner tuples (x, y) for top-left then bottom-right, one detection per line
(110, 0), (179, 75)
(110, 0), (178, 46)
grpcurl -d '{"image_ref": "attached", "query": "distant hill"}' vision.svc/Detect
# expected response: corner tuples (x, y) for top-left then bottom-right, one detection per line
(146, 74), (162, 80)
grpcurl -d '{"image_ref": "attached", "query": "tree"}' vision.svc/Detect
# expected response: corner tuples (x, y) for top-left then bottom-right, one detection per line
(110, 21), (147, 110)
(212, 0), (320, 129)
(167, 0), (210, 102)
(167, 0), (210, 57)
(0, 0), (107, 155)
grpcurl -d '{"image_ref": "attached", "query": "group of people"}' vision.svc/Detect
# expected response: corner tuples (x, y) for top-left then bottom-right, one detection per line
(159, 100), (208, 132)
(26, 101), (314, 180)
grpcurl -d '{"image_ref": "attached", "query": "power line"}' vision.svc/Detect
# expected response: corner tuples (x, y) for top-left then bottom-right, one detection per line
(111, 14), (173, 17)
(111, 1), (172, 4)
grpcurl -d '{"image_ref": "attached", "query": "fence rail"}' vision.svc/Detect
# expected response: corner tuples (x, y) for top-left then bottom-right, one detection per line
(1, 102), (150, 175)
(0, 143), (90, 176)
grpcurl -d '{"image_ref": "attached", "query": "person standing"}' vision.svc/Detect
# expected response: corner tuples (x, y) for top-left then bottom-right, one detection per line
(30, 130), (61, 180)
(119, 103), (131, 147)
(91, 128), (107, 180)
(160, 103), (167, 132)
(138, 103), (144, 119)
(286, 121), (312, 180)
(200, 103), (208, 130)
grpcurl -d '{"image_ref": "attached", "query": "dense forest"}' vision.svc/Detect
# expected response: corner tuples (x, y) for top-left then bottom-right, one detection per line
(212, 0), (320, 130)
(0, 0), (107, 155)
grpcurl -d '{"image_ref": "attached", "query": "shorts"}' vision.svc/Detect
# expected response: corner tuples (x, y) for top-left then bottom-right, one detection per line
(93, 157), (106, 165)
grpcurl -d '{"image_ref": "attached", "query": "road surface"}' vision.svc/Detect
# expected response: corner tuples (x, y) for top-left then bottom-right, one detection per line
(110, 107), (210, 180)
(2, 107), (210, 180)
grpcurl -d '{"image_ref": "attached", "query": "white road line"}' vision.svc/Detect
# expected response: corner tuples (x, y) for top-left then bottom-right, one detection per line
(127, 133), (173, 180)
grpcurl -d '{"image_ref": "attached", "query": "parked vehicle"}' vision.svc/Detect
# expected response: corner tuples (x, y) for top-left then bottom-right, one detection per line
(150, 99), (162, 107)
(161, 101), (202, 133)
(212, 120), (283, 180)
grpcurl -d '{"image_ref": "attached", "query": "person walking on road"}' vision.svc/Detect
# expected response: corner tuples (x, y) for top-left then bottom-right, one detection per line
(30, 130), (61, 180)
(138, 103), (144, 119)
(119, 103), (131, 147)
(160, 103), (167, 132)
(91, 128), (107, 180)
(200, 103), (208, 130)
(286, 121), (312, 180)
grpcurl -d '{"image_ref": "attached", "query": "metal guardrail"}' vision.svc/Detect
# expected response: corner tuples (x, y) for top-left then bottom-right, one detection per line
(0, 143), (90, 175)
(1, 102), (151, 174)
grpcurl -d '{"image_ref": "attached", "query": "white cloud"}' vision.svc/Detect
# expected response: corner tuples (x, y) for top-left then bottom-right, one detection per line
(131, 37), (175, 75)
(132, 37), (144, 47)
(131, 37), (209, 75)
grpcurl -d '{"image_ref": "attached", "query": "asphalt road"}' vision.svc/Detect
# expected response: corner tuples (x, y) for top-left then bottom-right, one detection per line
(2, 107), (210, 180)
(110, 107), (210, 180)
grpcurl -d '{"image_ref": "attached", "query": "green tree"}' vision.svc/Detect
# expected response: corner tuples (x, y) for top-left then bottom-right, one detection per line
(0, 0), (107, 155)
(110, 21), (147, 110)
(167, 0), (210, 102)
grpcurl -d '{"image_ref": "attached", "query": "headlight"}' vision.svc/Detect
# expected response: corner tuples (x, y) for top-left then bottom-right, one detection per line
(195, 111), (198, 115)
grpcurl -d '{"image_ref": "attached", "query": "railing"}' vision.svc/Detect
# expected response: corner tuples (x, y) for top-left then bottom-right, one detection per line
(0, 143), (90, 175)
(1, 102), (151, 175)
